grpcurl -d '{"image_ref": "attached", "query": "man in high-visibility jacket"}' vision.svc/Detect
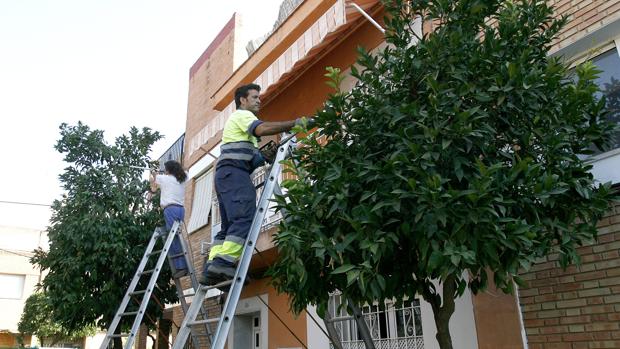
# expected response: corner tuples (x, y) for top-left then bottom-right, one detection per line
(198, 83), (313, 286)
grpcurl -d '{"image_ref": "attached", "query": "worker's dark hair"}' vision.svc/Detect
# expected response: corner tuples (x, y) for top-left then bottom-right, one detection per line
(234, 83), (261, 108)
(164, 160), (187, 183)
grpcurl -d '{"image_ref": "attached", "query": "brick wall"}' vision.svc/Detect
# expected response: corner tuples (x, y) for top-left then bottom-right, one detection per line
(519, 203), (620, 349)
(550, 0), (620, 52)
(169, 296), (223, 348)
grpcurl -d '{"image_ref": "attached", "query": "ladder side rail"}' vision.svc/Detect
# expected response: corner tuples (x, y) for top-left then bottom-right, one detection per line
(323, 298), (377, 349)
(172, 278), (206, 349)
(322, 312), (346, 349)
(124, 221), (181, 349)
(348, 301), (376, 349)
(210, 137), (295, 349)
(100, 228), (162, 349)
(172, 223), (213, 347)
(170, 283), (209, 349)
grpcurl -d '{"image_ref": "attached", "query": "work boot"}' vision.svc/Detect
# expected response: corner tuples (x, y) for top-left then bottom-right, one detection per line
(206, 264), (244, 292)
(197, 262), (211, 286)
(172, 268), (188, 279)
(205, 264), (236, 289)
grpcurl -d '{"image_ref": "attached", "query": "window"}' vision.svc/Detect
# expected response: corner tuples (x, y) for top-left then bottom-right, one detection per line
(0, 273), (26, 299)
(211, 188), (221, 239)
(328, 293), (424, 349)
(590, 47), (620, 153)
(187, 168), (214, 233)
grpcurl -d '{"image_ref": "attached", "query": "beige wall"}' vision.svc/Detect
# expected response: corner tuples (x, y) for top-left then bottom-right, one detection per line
(0, 226), (46, 334)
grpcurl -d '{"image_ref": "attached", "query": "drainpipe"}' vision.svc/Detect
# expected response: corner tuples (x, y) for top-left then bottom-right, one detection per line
(515, 284), (529, 349)
(347, 2), (385, 34)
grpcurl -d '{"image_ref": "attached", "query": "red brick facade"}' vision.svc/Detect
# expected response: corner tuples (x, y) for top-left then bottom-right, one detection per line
(515, 1), (620, 348)
(519, 203), (620, 349)
(551, 0), (620, 52)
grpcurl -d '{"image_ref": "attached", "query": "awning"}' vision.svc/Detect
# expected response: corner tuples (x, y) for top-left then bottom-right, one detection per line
(212, 0), (382, 110)
(188, 0), (382, 159)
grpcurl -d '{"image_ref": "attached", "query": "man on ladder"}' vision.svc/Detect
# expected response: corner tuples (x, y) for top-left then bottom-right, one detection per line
(198, 83), (313, 287)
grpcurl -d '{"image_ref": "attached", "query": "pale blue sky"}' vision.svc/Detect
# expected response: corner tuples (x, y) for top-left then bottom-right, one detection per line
(0, 0), (283, 229)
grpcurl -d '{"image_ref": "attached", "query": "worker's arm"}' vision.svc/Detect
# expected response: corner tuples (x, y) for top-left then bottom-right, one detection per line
(254, 117), (315, 137)
(254, 120), (296, 137)
(149, 171), (159, 192)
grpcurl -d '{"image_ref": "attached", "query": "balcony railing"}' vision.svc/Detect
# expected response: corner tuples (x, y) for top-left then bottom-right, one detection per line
(210, 163), (284, 238)
(329, 293), (425, 349)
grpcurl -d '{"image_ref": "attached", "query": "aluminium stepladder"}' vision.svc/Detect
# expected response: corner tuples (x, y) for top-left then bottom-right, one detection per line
(170, 135), (298, 349)
(100, 221), (212, 349)
(171, 134), (377, 349)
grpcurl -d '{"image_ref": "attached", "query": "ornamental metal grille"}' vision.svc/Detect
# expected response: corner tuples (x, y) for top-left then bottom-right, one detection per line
(329, 293), (424, 349)
(252, 165), (283, 232)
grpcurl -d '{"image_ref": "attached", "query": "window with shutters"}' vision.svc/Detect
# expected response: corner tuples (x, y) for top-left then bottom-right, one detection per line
(187, 168), (214, 233)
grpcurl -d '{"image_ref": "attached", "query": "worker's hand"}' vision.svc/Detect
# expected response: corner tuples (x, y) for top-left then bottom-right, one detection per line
(260, 141), (278, 164)
(295, 116), (316, 129)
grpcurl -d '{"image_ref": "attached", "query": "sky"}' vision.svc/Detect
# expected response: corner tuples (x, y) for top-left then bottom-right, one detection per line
(0, 0), (284, 230)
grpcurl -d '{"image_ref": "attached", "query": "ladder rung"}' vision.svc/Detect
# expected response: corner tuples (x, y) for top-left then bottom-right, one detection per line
(170, 252), (185, 258)
(119, 311), (139, 317)
(188, 318), (220, 326)
(109, 333), (131, 338)
(182, 292), (195, 297)
(148, 249), (164, 256)
(200, 279), (233, 291)
(130, 290), (147, 296)
(141, 269), (156, 275)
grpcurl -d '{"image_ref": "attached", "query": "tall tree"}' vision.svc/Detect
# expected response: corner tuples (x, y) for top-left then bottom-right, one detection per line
(32, 122), (176, 347)
(269, 1), (618, 348)
(18, 292), (95, 347)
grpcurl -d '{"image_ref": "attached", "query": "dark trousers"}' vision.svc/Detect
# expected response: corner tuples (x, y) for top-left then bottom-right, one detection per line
(163, 205), (187, 270)
(208, 165), (256, 267)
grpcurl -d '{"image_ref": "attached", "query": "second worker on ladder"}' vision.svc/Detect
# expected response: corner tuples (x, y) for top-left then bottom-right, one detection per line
(198, 83), (314, 287)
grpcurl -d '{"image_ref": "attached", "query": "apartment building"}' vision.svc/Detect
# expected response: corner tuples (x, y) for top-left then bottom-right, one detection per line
(170, 1), (548, 348)
(516, 1), (620, 349)
(0, 226), (46, 348)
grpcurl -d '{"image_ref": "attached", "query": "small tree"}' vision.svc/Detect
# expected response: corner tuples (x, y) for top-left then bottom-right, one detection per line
(32, 122), (176, 348)
(18, 292), (95, 347)
(269, 1), (618, 348)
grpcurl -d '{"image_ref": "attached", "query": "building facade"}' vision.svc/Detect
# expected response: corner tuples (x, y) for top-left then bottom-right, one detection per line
(171, 1), (561, 348)
(0, 226), (47, 348)
(516, 1), (620, 348)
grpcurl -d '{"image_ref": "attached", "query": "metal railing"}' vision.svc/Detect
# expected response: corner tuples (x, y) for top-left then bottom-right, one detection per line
(209, 163), (284, 239)
(329, 293), (425, 349)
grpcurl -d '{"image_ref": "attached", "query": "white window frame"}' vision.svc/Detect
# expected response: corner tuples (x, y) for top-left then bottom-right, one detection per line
(553, 23), (620, 185)
(0, 273), (26, 299)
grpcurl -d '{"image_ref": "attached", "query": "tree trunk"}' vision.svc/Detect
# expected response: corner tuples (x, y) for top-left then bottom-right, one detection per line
(156, 318), (171, 349)
(423, 275), (457, 349)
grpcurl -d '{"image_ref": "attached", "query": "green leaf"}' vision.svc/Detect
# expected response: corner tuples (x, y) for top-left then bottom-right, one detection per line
(332, 264), (355, 274)
(428, 251), (444, 270)
(347, 269), (360, 286)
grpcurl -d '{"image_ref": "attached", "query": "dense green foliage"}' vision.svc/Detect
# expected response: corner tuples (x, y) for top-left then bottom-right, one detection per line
(269, 0), (617, 347)
(18, 292), (95, 347)
(32, 122), (175, 333)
